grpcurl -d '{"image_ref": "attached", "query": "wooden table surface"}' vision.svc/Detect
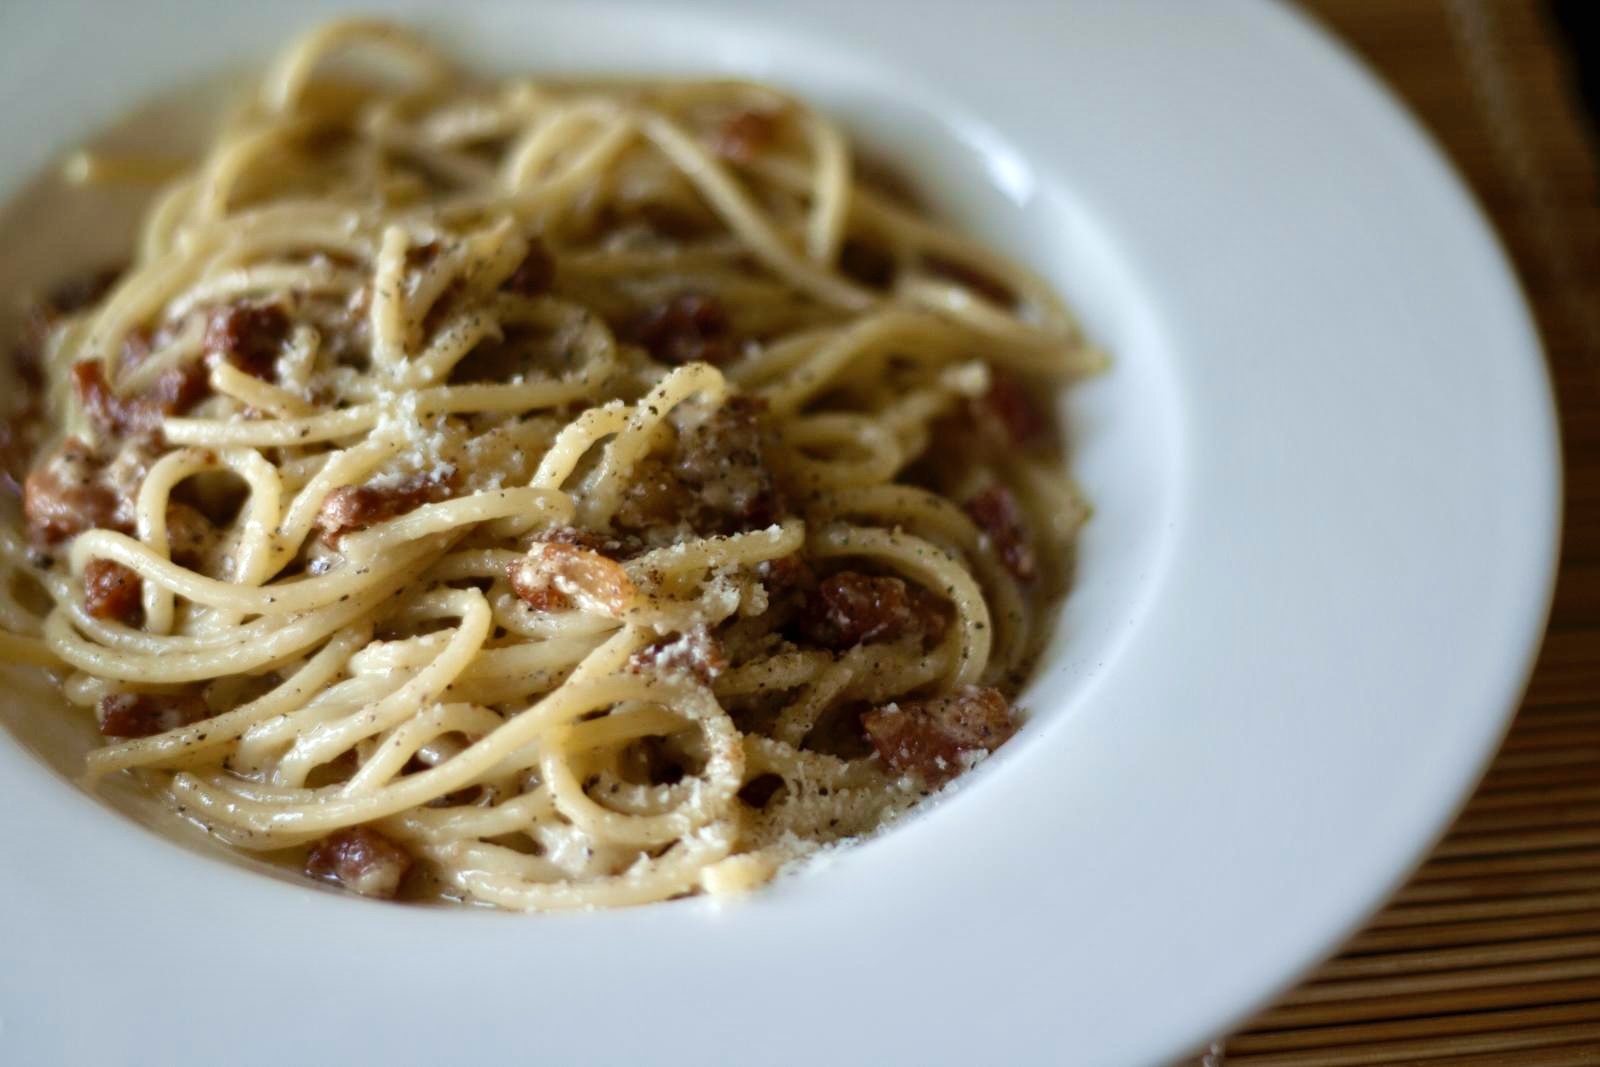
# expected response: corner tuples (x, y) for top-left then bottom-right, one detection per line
(1224, 1), (1600, 1063)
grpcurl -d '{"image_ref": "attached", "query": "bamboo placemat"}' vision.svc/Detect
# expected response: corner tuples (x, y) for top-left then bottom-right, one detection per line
(1221, 1), (1600, 1064)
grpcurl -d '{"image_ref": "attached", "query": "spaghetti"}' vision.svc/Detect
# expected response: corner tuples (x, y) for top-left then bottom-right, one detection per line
(0, 20), (1097, 909)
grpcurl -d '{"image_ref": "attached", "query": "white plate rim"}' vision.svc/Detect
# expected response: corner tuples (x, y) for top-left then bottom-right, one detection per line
(0, 1), (1560, 1064)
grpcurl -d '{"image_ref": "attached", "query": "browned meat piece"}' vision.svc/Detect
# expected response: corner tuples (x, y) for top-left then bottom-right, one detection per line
(838, 236), (896, 290)
(509, 575), (566, 613)
(145, 361), (211, 418)
(712, 109), (779, 164)
(203, 301), (291, 380)
(627, 625), (727, 684)
(98, 690), (210, 739)
(502, 239), (555, 297)
(4, 340), (48, 496)
(507, 542), (636, 616)
(72, 361), (135, 437)
(22, 438), (125, 545)
(862, 685), (1016, 785)
(799, 571), (945, 650)
(82, 558), (143, 624)
(977, 367), (1055, 452)
(672, 395), (786, 532)
(314, 470), (458, 545)
(921, 252), (1016, 308)
(304, 826), (414, 900)
(965, 484), (1037, 584)
(72, 357), (209, 438)
(756, 551), (812, 596)
(7, 268), (124, 466)
(164, 502), (217, 568)
(612, 395), (788, 538)
(629, 293), (736, 367)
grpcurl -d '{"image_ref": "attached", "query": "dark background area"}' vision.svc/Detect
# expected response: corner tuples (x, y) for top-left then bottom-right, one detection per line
(1552, 0), (1600, 145)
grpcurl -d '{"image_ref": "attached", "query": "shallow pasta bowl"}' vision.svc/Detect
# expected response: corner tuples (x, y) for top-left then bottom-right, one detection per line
(0, 1), (1559, 1064)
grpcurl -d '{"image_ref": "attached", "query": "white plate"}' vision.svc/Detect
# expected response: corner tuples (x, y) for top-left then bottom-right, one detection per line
(0, 1), (1559, 1064)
